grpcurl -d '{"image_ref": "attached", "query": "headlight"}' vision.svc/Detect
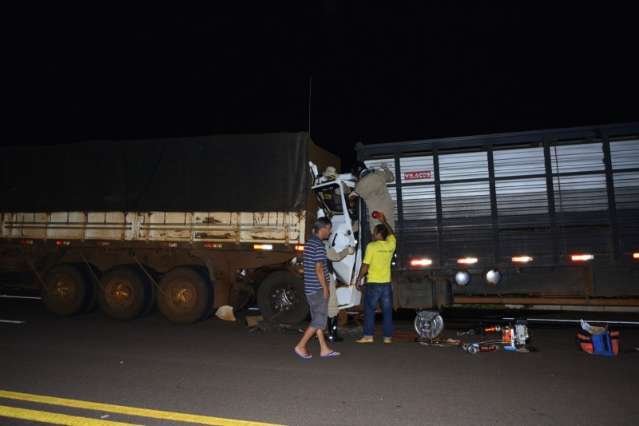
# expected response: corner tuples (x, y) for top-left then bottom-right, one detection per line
(454, 271), (471, 286)
(485, 269), (501, 285)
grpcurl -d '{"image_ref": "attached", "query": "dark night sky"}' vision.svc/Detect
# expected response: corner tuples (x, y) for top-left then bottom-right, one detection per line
(5, 3), (639, 167)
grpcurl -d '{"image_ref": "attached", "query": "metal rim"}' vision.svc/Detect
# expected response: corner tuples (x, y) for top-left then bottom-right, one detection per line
(414, 311), (444, 339)
(270, 285), (299, 313)
(168, 280), (197, 311)
(51, 276), (76, 302)
(104, 279), (134, 308)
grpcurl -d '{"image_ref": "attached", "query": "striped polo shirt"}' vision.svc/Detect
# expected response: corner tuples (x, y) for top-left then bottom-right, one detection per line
(303, 235), (329, 295)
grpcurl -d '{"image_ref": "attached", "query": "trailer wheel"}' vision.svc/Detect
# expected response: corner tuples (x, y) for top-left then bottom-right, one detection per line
(42, 264), (90, 316)
(99, 267), (152, 320)
(157, 267), (211, 324)
(257, 271), (308, 325)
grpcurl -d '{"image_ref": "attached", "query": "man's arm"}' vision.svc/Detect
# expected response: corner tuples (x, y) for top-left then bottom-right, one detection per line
(315, 262), (329, 299)
(355, 263), (369, 289)
(326, 246), (355, 262)
(380, 163), (395, 183)
(379, 212), (395, 236)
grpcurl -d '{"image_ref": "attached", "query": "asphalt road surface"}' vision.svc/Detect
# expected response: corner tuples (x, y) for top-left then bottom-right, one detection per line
(1, 296), (638, 426)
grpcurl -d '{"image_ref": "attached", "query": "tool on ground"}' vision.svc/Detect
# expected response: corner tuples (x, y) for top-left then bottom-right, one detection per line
(462, 343), (498, 354)
(418, 337), (461, 347)
(460, 320), (530, 354)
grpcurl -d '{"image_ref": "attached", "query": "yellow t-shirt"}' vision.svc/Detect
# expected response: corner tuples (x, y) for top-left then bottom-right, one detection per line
(363, 234), (396, 283)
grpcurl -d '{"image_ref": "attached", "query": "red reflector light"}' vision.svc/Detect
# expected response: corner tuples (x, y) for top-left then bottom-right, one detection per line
(571, 254), (594, 262)
(457, 257), (478, 265)
(512, 256), (533, 264)
(295, 245), (305, 252)
(55, 240), (70, 247)
(20, 239), (34, 245)
(410, 258), (433, 267)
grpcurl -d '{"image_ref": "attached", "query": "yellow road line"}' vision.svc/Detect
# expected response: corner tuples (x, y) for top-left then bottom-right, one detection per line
(0, 390), (284, 426)
(0, 404), (140, 426)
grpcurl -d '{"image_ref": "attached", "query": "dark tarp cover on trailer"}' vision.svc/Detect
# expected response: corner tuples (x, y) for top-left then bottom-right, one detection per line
(1, 132), (312, 212)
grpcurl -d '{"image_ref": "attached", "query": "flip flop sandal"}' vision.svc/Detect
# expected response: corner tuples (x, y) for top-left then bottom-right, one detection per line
(294, 347), (312, 359)
(321, 351), (341, 358)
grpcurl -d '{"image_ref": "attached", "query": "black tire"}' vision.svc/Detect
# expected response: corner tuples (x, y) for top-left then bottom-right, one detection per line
(42, 264), (91, 316)
(157, 267), (212, 324)
(79, 264), (99, 313)
(98, 266), (152, 320)
(257, 271), (308, 325)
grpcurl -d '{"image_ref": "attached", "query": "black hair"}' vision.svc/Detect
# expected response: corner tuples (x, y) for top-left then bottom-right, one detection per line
(351, 161), (369, 178)
(313, 217), (332, 233)
(374, 224), (389, 240)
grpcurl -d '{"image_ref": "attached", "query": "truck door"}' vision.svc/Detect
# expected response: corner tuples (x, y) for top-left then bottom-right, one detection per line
(313, 182), (361, 285)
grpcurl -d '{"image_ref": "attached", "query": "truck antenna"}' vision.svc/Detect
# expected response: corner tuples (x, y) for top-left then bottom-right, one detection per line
(307, 75), (312, 138)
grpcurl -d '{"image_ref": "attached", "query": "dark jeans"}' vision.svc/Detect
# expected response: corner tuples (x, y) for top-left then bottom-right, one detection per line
(363, 284), (394, 338)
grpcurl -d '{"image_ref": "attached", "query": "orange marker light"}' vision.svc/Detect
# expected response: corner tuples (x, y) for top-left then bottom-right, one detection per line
(254, 244), (273, 251)
(295, 245), (305, 252)
(410, 258), (433, 267)
(204, 243), (223, 249)
(571, 254), (594, 262)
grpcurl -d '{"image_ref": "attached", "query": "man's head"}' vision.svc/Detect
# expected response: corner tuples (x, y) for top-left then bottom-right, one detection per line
(313, 217), (332, 240)
(372, 223), (389, 241)
(351, 161), (369, 179)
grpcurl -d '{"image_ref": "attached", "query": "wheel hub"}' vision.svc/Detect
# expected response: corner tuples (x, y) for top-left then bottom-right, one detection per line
(111, 281), (131, 302)
(172, 284), (195, 308)
(53, 279), (74, 301)
(271, 287), (296, 312)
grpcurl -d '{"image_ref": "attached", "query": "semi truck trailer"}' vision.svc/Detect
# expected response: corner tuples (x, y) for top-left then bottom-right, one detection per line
(0, 132), (337, 324)
(352, 122), (639, 311)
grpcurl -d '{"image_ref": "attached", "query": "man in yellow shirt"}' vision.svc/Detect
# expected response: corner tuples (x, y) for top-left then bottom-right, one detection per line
(355, 212), (396, 344)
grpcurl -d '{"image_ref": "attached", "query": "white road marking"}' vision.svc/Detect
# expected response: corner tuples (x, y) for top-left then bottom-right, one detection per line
(0, 319), (25, 324)
(0, 294), (42, 300)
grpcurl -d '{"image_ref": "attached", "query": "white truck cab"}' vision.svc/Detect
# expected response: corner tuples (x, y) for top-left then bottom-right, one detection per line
(308, 162), (363, 309)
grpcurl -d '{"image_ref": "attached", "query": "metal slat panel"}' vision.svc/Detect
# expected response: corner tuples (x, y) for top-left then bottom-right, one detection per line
(551, 143), (604, 174)
(399, 156), (434, 184)
(441, 181), (490, 218)
(613, 171), (639, 211)
(610, 139), (639, 170)
(493, 147), (545, 177)
(439, 152), (488, 181)
(553, 174), (608, 213)
(495, 178), (548, 216)
(400, 186), (436, 220)
(386, 187), (399, 221)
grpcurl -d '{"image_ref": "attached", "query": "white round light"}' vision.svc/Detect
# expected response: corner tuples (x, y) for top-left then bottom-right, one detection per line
(454, 271), (471, 286)
(486, 269), (501, 285)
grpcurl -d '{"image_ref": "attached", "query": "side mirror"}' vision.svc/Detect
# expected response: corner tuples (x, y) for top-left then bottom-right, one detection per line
(308, 161), (319, 185)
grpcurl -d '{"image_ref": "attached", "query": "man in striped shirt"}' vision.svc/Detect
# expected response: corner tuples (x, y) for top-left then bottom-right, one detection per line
(294, 217), (341, 359)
